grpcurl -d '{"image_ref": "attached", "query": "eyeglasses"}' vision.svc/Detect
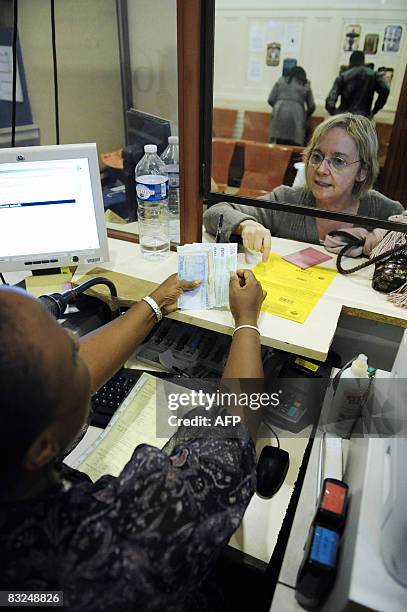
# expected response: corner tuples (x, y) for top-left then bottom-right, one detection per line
(309, 151), (361, 173)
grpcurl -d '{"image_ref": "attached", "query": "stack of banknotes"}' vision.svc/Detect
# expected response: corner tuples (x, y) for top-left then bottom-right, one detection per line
(177, 243), (237, 309)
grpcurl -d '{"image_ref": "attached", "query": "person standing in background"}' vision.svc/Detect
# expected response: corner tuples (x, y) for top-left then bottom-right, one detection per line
(325, 50), (389, 118)
(267, 66), (316, 147)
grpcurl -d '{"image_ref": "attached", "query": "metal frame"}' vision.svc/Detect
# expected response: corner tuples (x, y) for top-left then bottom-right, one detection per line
(200, 0), (406, 234)
(115, 0), (133, 146)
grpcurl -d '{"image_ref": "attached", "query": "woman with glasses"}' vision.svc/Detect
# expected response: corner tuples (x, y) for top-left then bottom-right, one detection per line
(203, 113), (403, 262)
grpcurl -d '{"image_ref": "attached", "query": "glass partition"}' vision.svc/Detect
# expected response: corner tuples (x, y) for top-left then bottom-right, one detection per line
(1, 0), (180, 244)
(201, 0), (407, 241)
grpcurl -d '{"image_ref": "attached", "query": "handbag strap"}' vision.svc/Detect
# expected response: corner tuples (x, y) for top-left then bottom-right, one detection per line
(336, 236), (407, 275)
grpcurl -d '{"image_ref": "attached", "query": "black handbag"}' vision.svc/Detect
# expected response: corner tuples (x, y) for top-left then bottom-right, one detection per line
(331, 230), (407, 294)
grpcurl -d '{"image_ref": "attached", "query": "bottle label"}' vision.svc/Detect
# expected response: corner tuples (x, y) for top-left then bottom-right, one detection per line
(136, 176), (168, 201)
(167, 172), (179, 189)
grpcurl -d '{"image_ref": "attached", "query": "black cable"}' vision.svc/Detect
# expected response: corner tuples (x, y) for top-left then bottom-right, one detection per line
(263, 420), (280, 449)
(38, 277), (119, 319)
(0, 272), (7, 285)
(11, 0), (18, 147)
(50, 0), (60, 144)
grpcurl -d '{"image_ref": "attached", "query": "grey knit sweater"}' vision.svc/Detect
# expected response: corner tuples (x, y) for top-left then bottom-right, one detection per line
(203, 186), (404, 245)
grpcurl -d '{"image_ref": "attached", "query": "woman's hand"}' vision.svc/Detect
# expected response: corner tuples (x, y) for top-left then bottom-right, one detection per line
(229, 269), (266, 326)
(149, 274), (200, 315)
(238, 220), (271, 262)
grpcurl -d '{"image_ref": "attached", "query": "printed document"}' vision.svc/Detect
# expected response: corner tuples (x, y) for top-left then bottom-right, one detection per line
(252, 253), (336, 323)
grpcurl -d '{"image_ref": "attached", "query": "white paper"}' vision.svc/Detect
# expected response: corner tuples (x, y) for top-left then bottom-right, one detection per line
(267, 20), (284, 44)
(247, 57), (263, 82)
(284, 24), (302, 54)
(0, 46), (23, 102)
(249, 23), (265, 53)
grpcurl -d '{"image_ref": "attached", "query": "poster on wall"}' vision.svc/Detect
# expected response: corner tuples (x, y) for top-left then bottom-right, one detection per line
(363, 34), (379, 55)
(282, 58), (297, 76)
(377, 66), (394, 88)
(343, 25), (361, 52)
(266, 42), (281, 66)
(248, 57), (263, 82)
(284, 24), (301, 54)
(267, 21), (284, 45)
(0, 46), (23, 102)
(382, 25), (402, 53)
(249, 24), (265, 53)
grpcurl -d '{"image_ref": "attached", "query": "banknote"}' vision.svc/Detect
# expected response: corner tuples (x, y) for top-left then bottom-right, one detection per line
(177, 243), (237, 309)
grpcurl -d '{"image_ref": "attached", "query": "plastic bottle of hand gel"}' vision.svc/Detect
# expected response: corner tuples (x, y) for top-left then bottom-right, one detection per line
(325, 354), (370, 438)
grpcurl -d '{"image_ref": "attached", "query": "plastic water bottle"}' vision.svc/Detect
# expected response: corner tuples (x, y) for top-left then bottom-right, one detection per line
(135, 144), (170, 259)
(322, 354), (371, 438)
(160, 136), (180, 242)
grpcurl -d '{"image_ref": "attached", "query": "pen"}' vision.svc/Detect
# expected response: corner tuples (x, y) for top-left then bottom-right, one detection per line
(215, 213), (223, 243)
(171, 366), (191, 378)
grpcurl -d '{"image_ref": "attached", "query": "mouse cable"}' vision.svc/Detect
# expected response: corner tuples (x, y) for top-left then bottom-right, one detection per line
(50, 0), (60, 144)
(0, 272), (7, 285)
(11, 0), (18, 147)
(263, 421), (280, 449)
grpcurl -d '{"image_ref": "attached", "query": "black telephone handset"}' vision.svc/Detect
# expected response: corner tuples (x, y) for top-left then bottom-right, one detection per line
(263, 352), (332, 433)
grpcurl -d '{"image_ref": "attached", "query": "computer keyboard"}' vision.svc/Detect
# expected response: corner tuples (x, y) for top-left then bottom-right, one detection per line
(90, 368), (143, 428)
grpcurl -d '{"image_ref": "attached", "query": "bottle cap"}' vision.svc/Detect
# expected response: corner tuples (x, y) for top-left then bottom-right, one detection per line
(351, 354), (369, 376)
(144, 144), (157, 153)
(168, 136), (178, 145)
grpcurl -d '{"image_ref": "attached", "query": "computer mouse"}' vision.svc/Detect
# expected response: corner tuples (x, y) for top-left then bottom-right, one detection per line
(256, 445), (290, 499)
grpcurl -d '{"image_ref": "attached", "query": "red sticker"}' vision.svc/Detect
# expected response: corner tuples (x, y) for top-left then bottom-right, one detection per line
(321, 482), (346, 515)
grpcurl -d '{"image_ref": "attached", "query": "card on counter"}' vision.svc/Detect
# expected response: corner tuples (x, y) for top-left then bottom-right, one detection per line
(282, 247), (332, 269)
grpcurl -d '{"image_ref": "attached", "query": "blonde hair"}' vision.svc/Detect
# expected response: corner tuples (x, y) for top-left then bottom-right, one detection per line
(303, 113), (379, 199)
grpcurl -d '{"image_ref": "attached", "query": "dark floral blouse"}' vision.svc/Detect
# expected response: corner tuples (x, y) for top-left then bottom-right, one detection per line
(0, 426), (256, 612)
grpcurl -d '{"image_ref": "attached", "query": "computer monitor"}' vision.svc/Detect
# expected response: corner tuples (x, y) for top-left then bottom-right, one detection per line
(122, 109), (172, 221)
(0, 143), (109, 272)
(126, 108), (172, 162)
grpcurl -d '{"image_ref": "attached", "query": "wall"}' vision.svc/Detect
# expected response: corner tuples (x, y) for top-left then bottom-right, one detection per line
(15, 0), (124, 153)
(127, 0), (178, 126)
(214, 0), (407, 125)
(3, 0), (179, 152)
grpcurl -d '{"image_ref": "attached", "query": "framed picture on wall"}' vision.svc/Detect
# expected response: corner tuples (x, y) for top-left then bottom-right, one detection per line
(343, 25), (361, 52)
(266, 42), (281, 66)
(363, 34), (379, 55)
(382, 25), (402, 53)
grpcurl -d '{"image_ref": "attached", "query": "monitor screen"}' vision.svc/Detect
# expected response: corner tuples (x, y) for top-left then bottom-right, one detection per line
(125, 108), (172, 166)
(0, 143), (109, 272)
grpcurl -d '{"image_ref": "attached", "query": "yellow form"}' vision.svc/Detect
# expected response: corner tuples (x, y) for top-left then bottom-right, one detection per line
(76, 374), (170, 482)
(252, 253), (337, 323)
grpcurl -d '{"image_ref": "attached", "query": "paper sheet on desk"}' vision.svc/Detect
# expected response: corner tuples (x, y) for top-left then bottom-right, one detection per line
(74, 374), (170, 482)
(25, 272), (72, 297)
(252, 254), (336, 323)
